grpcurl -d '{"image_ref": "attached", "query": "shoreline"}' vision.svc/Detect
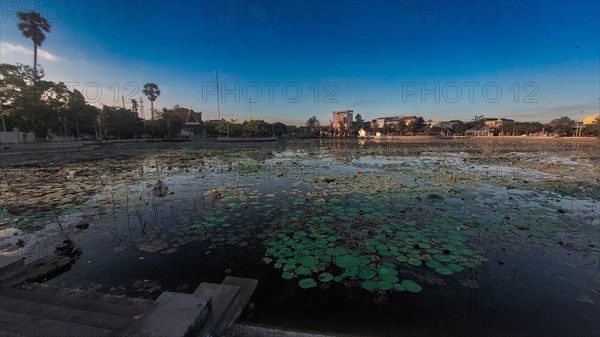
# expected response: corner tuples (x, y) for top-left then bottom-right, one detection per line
(1, 135), (597, 156)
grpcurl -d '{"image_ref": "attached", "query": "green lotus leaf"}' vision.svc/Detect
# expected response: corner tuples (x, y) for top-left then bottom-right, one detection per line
(335, 254), (361, 269)
(361, 280), (378, 291)
(262, 257), (273, 264)
(408, 258), (422, 266)
(378, 281), (393, 290)
(298, 255), (319, 267)
(283, 264), (296, 272)
(342, 265), (359, 278)
(434, 254), (452, 263)
(427, 193), (444, 201)
(435, 267), (454, 275)
(358, 266), (376, 280)
(282, 272), (294, 280)
(394, 283), (406, 291)
(295, 266), (311, 275)
(299, 278), (317, 289)
(319, 272), (334, 282)
(383, 275), (399, 284)
(463, 261), (476, 268)
(401, 280), (422, 293)
(447, 263), (464, 272)
(425, 260), (442, 269)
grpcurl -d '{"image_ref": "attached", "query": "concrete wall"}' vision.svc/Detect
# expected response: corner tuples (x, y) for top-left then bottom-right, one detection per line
(0, 130), (36, 144)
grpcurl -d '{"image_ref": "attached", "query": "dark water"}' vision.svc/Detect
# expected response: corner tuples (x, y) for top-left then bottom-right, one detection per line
(5, 139), (597, 336)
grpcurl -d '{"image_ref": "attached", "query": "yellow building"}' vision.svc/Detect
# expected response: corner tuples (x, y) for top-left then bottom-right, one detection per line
(583, 116), (599, 125)
(332, 110), (353, 134)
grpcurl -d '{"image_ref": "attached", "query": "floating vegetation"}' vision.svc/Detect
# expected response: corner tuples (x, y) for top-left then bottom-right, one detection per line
(1, 139), (598, 304)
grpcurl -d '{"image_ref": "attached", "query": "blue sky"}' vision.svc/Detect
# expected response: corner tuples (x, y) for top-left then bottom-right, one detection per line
(1, 0), (598, 125)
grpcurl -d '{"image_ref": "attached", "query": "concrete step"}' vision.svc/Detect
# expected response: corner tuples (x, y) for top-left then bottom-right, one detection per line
(221, 276), (259, 324)
(0, 255), (73, 287)
(0, 295), (132, 333)
(0, 309), (117, 337)
(221, 323), (361, 337)
(125, 291), (212, 337)
(193, 282), (240, 334)
(1, 285), (151, 319)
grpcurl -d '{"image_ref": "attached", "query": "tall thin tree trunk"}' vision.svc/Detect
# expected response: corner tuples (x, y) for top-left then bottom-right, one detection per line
(151, 100), (154, 120)
(33, 43), (38, 83)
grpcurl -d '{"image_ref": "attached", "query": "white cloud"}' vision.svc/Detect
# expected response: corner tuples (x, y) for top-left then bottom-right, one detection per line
(0, 42), (59, 61)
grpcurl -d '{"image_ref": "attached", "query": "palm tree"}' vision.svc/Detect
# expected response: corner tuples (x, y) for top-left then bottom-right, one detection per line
(143, 83), (161, 119)
(306, 115), (319, 132)
(16, 11), (51, 83)
(131, 99), (138, 113)
(371, 119), (379, 130)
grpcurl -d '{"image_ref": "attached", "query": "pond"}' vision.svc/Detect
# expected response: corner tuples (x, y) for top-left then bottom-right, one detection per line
(1, 138), (599, 336)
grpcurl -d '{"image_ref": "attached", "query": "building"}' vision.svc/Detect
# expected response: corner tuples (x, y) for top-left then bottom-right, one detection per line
(175, 109), (204, 137)
(583, 116), (599, 125)
(429, 121), (452, 129)
(374, 115), (419, 129)
(466, 128), (493, 136)
(332, 110), (353, 134)
(402, 116), (418, 124)
(483, 118), (515, 127)
(373, 117), (392, 129)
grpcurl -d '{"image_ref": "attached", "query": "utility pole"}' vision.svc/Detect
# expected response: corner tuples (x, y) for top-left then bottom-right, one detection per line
(216, 70), (221, 120)
(97, 115), (103, 141)
(0, 103), (6, 132)
(139, 96), (145, 119)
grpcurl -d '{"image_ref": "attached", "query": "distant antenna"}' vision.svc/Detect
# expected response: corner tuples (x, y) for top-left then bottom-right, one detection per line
(216, 70), (221, 120)
(139, 96), (145, 119)
(122, 95), (125, 108)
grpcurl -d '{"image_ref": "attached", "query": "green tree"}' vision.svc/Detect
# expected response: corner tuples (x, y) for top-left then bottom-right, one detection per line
(243, 119), (270, 136)
(67, 89), (98, 138)
(286, 125), (299, 136)
(270, 122), (287, 136)
(451, 121), (467, 135)
(500, 122), (543, 135)
(550, 117), (574, 136)
(408, 117), (426, 134)
(1, 63), (33, 131)
(216, 119), (231, 136)
(371, 119), (380, 131)
(17, 11), (51, 83)
(425, 126), (443, 135)
(306, 116), (320, 132)
(159, 108), (182, 138)
(131, 99), (138, 114)
(143, 83), (161, 120)
(99, 106), (144, 138)
(352, 113), (364, 133)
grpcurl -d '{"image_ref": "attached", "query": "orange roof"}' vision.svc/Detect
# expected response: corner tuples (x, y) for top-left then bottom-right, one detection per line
(175, 110), (202, 125)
